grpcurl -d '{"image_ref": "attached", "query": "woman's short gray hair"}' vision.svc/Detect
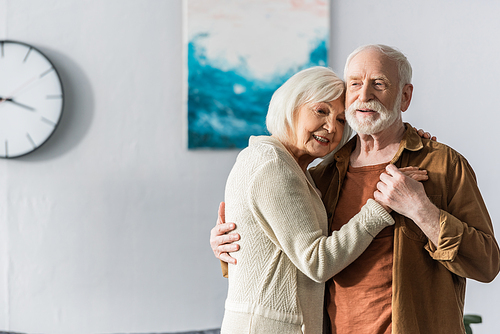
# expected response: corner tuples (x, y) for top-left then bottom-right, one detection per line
(266, 66), (346, 143)
(344, 44), (412, 90)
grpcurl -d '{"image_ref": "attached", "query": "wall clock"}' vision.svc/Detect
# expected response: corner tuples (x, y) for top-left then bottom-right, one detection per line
(0, 40), (64, 158)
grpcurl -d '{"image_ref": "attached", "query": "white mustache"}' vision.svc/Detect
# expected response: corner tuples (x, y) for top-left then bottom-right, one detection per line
(348, 100), (387, 114)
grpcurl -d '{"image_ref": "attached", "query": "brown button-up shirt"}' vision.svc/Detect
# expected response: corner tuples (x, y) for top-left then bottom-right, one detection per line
(310, 123), (500, 334)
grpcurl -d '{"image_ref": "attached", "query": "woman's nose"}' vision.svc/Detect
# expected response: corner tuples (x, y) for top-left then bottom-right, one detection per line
(324, 117), (336, 133)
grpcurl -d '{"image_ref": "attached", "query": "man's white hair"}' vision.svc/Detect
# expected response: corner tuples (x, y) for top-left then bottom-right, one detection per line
(266, 66), (351, 145)
(344, 44), (412, 90)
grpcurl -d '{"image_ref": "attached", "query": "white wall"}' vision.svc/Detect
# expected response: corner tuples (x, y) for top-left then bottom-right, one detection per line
(331, 2), (500, 334)
(0, 1), (238, 333)
(0, 1), (498, 334)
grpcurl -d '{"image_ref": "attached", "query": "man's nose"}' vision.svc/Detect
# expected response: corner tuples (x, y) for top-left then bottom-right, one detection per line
(358, 83), (373, 102)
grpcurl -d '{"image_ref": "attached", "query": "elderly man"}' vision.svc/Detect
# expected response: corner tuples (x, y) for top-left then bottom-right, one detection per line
(211, 44), (500, 333)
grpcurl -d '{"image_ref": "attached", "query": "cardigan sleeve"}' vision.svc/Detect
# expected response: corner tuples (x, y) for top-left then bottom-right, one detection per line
(248, 158), (395, 283)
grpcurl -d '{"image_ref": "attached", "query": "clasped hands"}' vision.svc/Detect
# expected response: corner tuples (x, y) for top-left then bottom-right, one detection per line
(211, 164), (435, 264)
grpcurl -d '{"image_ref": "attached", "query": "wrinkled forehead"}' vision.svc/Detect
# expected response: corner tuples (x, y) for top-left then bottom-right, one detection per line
(346, 49), (399, 83)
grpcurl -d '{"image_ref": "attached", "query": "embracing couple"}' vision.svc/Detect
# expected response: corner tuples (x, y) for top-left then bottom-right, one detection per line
(210, 44), (500, 334)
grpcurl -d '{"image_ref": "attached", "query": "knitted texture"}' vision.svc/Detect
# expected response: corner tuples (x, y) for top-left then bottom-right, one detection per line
(221, 136), (394, 334)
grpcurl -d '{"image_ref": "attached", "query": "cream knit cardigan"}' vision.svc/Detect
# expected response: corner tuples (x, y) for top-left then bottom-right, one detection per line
(221, 136), (394, 334)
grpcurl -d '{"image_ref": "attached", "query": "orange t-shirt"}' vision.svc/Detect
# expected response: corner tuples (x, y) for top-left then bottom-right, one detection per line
(326, 163), (393, 334)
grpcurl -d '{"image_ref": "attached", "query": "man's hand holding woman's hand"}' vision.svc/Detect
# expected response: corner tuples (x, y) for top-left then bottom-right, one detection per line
(212, 129), (437, 263)
(374, 164), (440, 245)
(375, 166), (428, 213)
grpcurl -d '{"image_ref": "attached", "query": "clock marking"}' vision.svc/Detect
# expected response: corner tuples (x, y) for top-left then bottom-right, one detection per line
(41, 117), (56, 127)
(26, 133), (37, 149)
(0, 41), (63, 158)
(40, 67), (54, 78)
(23, 47), (33, 63)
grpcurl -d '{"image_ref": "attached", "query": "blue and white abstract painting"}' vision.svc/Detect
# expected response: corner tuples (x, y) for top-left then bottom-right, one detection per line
(186, 0), (330, 149)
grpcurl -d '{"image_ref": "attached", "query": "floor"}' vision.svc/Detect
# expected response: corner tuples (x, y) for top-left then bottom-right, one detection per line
(0, 330), (221, 334)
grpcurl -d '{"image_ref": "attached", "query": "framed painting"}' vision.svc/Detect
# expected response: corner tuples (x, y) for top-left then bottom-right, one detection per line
(186, 0), (330, 149)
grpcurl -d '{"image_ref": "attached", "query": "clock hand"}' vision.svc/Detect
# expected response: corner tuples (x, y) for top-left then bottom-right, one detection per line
(0, 96), (36, 111)
(5, 98), (36, 111)
(0, 71), (48, 105)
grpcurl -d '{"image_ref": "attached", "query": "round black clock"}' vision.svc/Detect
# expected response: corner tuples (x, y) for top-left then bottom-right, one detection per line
(0, 40), (64, 158)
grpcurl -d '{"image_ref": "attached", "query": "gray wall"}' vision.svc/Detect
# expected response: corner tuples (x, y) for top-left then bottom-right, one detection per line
(0, 1), (498, 334)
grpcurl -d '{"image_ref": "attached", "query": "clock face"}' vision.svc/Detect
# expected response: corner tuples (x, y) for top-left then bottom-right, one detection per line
(0, 40), (64, 158)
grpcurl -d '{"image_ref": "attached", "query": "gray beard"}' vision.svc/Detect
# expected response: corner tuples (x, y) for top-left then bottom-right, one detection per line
(346, 96), (402, 135)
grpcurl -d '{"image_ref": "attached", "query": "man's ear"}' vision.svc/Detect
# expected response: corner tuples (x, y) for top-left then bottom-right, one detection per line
(400, 84), (413, 112)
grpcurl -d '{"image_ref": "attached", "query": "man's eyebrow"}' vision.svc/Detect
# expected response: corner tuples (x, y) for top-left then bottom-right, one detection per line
(346, 74), (361, 80)
(346, 74), (392, 85)
(373, 75), (390, 83)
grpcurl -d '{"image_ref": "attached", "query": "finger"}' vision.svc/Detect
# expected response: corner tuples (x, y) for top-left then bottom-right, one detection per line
(210, 224), (236, 251)
(210, 224), (223, 238)
(402, 169), (427, 180)
(376, 179), (390, 194)
(411, 174), (429, 181)
(403, 169), (428, 177)
(401, 167), (427, 174)
(210, 232), (240, 254)
(216, 223), (238, 235)
(217, 202), (226, 225)
(374, 184), (396, 214)
(217, 243), (240, 253)
(219, 252), (237, 265)
(416, 129), (434, 140)
(373, 189), (388, 206)
(399, 166), (418, 172)
(420, 130), (430, 139)
(385, 163), (401, 177)
(431, 136), (437, 141)
(225, 231), (240, 243)
(388, 164), (412, 180)
(409, 170), (427, 175)
(417, 129), (428, 138)
(409, 172), (428, 179)
(379, 172), (392, 185)
(373, 189), (382, 202)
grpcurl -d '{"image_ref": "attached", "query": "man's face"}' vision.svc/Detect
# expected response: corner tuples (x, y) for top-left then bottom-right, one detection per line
(344, 49), (402, 135)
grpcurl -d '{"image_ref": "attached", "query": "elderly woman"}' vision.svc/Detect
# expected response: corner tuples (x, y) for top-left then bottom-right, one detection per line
(220, 67), (404, 334)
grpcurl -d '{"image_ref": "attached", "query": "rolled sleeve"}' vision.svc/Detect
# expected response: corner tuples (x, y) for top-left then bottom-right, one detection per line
(425, 210), (464, 261)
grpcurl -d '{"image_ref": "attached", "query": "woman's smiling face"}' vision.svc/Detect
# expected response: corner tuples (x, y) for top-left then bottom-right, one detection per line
(283, 96), (346, 171)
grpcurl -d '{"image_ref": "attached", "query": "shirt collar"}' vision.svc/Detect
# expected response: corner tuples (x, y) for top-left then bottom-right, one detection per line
(390, 123), (424, 163)
(333, 122), (424, 164)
